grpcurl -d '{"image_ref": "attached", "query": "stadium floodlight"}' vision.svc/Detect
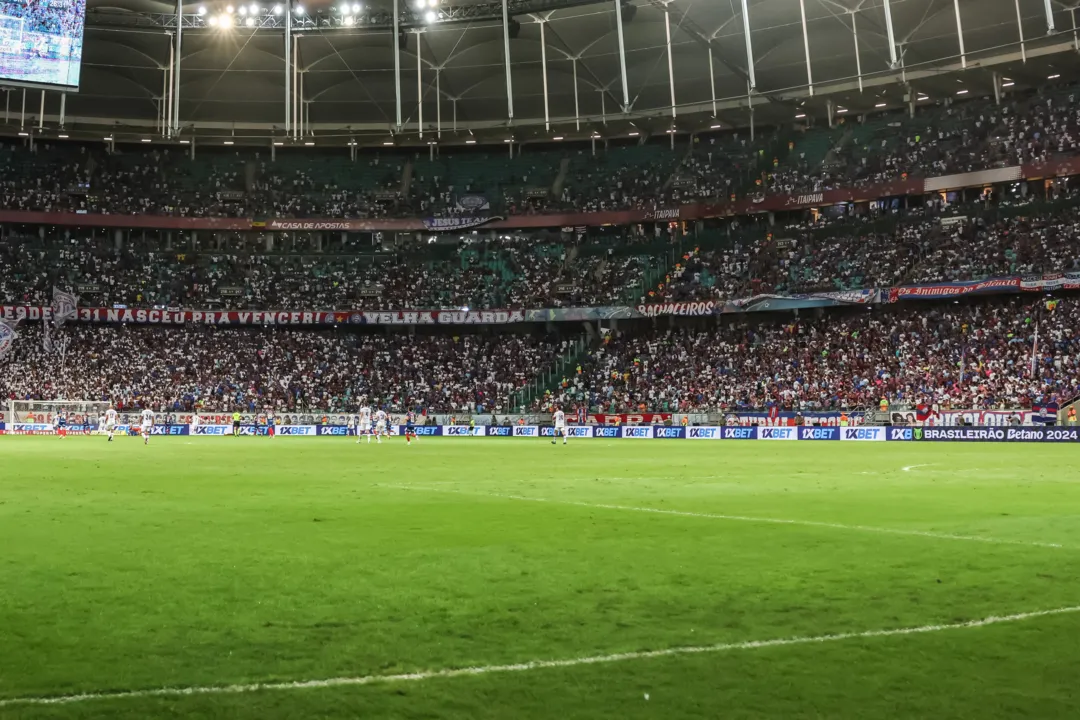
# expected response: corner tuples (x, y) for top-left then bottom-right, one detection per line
(273, 4), (283, 14)
(353, 3), (362, 12)
(251, 3), (260, 13)
(220, 13), (233, 26)
(295, 4), (305, 14)
(425, 10), (437, 22)
(414, 0), (425, 9)
(344, 15), (354, 24)
(238, 5), (247, 14)
(245, 16), (255, 26)
(197, 5), (207, 15)
(226, 4), (234, 12)
(429, 0), (439, 6)
(208, 14), (218, 25)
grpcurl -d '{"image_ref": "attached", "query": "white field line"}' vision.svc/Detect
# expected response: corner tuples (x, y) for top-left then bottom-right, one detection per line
(902, 464), (935, 472)
(2, 605), (1077, 708)
(385, 485), (1066, 550)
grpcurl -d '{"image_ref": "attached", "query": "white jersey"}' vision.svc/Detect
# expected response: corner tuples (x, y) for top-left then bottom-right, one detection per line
(360, 407), (372, 423)
(347, 415), (356, 428)
(105, 409), (118, 427)
(141, 409), (155, 427)
(553, 410), (566, 428)
(374, 410), (388, 429)
(97, 415), (106, 430)
(189, 414), (201, 429)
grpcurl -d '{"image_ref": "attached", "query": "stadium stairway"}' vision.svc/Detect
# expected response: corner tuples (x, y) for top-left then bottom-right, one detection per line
(551, 157), (571, 197)
(512, 335), (590, 412)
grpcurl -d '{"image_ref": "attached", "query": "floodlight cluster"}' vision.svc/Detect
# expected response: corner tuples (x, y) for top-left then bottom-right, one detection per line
(200, 0), (442, 28)
(202, 3), (286, 29)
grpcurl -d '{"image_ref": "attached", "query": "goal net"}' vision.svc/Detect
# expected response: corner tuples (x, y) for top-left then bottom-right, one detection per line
(5, 400), (112, 433)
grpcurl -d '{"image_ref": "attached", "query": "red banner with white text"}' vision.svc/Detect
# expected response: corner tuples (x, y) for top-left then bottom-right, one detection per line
(592, 413), (674, 425)
(0, 306), (527, 326)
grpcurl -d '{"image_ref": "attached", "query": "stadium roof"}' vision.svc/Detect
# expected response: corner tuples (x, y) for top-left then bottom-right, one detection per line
(7, 0), (1080, 145)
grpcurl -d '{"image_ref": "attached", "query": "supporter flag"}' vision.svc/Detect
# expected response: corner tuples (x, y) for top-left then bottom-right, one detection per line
(1030, 321), (1039, 378)
(52, 287), (79, 328)
(0, 318), (18, 360)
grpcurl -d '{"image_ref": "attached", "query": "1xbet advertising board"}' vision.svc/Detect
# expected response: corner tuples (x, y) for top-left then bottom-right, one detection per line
(839, 427), (886, 441)
(686, 426), (723, 439)
(539, 426), (593, 438)
(652, 426), (686, 439)
(757, 427), (797, 441)
(798, 427), (840, 441)
(621, 426), (654, 439)
(890, 426), (1080, 442)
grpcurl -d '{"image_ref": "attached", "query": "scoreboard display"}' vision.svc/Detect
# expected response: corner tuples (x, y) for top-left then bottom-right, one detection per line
(0, 0), (87, 91)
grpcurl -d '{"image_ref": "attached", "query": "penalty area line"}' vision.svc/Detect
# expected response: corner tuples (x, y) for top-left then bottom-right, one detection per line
(2, 606), (1078, 708)
(383, 485), (1066, 550)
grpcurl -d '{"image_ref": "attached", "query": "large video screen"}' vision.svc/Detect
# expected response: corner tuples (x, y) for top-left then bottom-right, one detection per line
(0, 0), (87, 91)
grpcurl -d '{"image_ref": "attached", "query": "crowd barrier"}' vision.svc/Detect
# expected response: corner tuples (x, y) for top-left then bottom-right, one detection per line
(2, 423), (1078, 442)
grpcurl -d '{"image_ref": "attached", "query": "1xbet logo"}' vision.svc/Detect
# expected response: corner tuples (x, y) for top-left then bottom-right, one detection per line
(688, 427), (719, 439)
(654, 428), (684, 439)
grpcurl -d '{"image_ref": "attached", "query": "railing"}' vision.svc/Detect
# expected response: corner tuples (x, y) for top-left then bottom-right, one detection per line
(511, 336), (589, 411)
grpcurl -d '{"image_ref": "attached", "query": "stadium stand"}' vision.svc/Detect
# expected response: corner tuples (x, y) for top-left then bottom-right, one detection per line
(537, 296), (1078, 414)
(0, 324), (570, 414)
(3, 84), (1080, 220)
(0, 231), (670, 309)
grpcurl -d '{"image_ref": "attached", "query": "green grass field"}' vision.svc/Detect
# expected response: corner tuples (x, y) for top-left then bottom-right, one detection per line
(1, 436), (1078, 719)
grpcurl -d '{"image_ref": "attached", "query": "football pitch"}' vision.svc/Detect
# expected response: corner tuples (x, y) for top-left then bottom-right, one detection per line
(1, 436), (1078, 719)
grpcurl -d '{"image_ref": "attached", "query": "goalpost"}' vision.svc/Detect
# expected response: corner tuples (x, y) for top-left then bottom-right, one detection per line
(5, 400), (112, 434)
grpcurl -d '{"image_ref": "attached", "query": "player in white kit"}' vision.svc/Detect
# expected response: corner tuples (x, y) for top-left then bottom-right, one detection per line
(347, 414), (357, 438)
(105, 406), (118, 442)
(141, 408), (155, 445)
(357, 406), (372, 444)
(552, 408), (568, 445)
(374, 409), (388, 443)
(189, 413), (201, 436)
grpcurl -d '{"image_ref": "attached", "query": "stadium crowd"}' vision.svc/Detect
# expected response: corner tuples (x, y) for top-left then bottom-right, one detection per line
(3, 297), (1074, 415)
(540, 297), (1079, 414)
(652, 203), (1080, 302)
(2, 83), (1079, 221)
(0, 233), (657, 310)
(0, 325), (566, 414)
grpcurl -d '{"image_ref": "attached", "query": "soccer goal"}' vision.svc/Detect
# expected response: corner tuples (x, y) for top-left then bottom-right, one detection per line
(5, 400), (112, 433)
